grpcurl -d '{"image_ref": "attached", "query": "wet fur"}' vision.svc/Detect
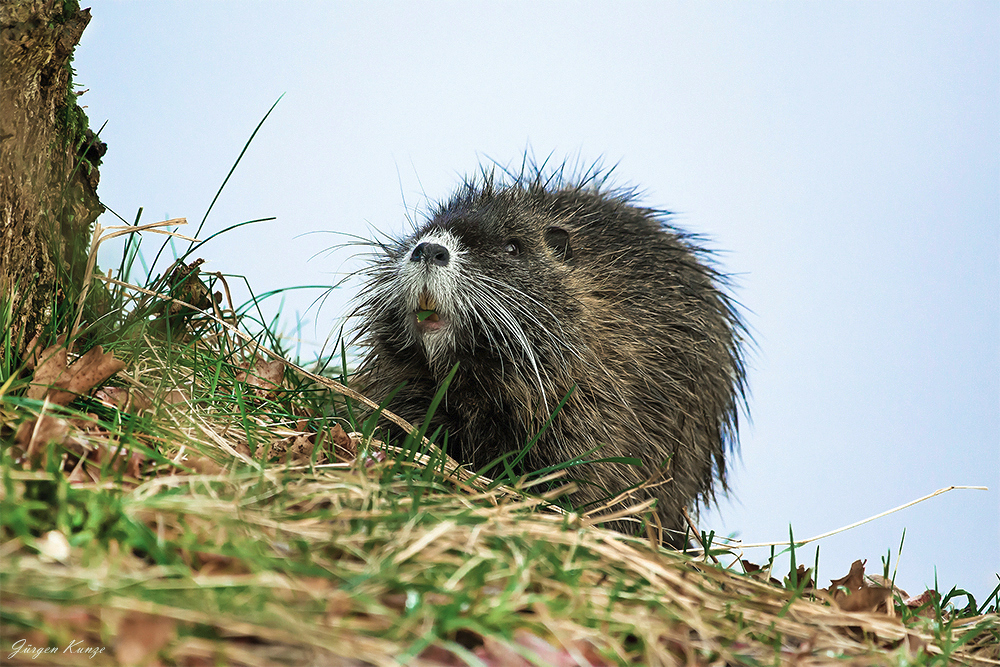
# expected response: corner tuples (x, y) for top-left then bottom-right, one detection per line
(353, 168), (748, 543)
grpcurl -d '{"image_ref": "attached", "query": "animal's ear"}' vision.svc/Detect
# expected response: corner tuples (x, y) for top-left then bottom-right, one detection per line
(544, 226), (572, 261)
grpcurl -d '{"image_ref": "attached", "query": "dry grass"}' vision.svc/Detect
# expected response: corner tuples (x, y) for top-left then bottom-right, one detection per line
(2, 445), (997, 666)
(1, 228), (997, 666)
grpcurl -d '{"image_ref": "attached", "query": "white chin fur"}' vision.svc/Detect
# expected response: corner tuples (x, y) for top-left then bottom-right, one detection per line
(398, 230), (465, 364)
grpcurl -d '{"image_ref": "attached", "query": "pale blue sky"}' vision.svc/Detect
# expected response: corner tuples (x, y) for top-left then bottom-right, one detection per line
(77, 2), (998, 602)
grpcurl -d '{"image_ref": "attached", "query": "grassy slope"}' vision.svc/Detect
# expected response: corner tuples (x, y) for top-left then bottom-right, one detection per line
(1, 210), (997, 667)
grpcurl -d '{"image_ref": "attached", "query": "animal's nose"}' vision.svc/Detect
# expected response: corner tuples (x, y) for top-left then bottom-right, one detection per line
(410, 242), (450, 267)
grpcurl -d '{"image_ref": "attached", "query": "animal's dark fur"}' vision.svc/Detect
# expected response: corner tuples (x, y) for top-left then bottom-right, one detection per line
(354, 168), (747, 543)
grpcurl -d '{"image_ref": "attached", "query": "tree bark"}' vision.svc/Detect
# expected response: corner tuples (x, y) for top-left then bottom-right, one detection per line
(0, 0), (105, 363)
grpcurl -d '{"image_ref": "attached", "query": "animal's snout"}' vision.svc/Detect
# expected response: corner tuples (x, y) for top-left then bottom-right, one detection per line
(410, 242), (450, 267)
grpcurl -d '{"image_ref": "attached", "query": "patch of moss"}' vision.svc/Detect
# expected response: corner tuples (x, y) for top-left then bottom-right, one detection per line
(55, 0), (81, 25)
(52, 0), (102, 171)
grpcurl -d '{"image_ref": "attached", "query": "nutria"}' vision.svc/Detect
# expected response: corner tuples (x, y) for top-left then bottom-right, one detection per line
(353, 167), (748, 544)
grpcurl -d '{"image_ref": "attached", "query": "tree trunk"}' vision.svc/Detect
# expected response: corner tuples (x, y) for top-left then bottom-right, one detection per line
(0, 0), (106, 363)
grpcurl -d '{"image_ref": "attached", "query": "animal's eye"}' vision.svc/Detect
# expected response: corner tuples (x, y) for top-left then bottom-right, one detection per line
(504, 240), (521, 256)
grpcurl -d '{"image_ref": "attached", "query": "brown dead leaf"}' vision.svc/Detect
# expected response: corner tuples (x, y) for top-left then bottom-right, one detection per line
(904, 589), (941, 617)
(256, 433), (328, 465)
(28, 344), (126, 406)
(740, 559), (782, 586)
(65, 416), (146, 481)
(15, 413), (70, 463)
(27, 344), (69, 401)
(95, 386), (153, 412)
(785, 564), (815, 590)
(866, 573), (909, 601)
(827, 559), (892, 613)
(67, 462), (98, 485)
(329, 423), (358, 461)
(164, 258), (212, 313)
(14, 412), (146, 480)
(125, 450), (145, 479)
(829, 560), (865, 592)
(256, 359), (285, 388)
(161, 388), (189, 406)
(23, 333), (42, 370)
(114, 611), (176, 665)
(905, 632), (928, 659)
(236, 356), (285, 398)
(330, 422), (352, 447)
(23, 333), (65, 370)
(64, 346), (128, 397)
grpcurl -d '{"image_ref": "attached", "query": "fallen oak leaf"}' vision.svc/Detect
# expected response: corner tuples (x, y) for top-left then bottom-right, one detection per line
(255, 432), (328, 465)
(95, 386), (153, 412)
(60, 413), (147, 479)
(740, 559), (782, 586)
(829, 559), (866, 592)
(163, 258), (214, 314)
(22, 333), (65, 371)
(827, 559), (892, 613)
(60, 345), (128, 399)
(236, 356), (285, 398)
(329, 423), (362, 462)
(330, 422), (352, 448)
(15, 412), (147, 480)
(162, 388), (189, 406)
(66, 462), (98, 485)
(257, 358), (285, 388)
(904, 589), (941, 618)
(14, 412), (71, 464)
(27, 344), (69, 401)
(784, 564), (815, 590)
(28, 344), (126, 407)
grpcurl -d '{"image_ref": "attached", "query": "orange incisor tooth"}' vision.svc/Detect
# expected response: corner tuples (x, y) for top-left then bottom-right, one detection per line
(419, 291), (437, 311)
